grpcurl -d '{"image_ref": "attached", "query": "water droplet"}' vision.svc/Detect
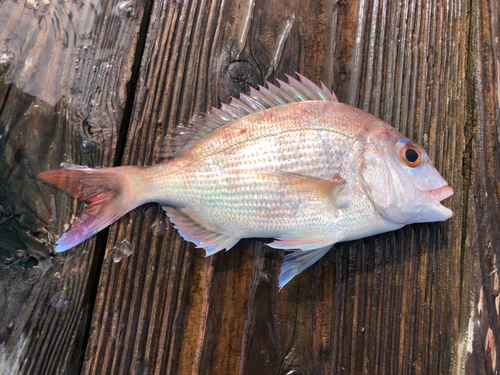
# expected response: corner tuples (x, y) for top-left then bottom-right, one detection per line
(0, 53), (12, 68)
(59, 163), (88, 169)
(134, 360), (148, 375)
(151, 221), (167, 236)
(23, 267), (42, 284)
(0, 205), (13, 223)
(11, 265), (24, 276)
(50, 291), (71, 314)
(81, 140), (92, 153)
(117, 1), (136, 17)
(16, 250), (29, 262)
(4, 252), (20, 266)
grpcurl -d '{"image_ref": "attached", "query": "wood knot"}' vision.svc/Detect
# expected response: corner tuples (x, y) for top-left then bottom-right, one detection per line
(227, 61), (260, 98)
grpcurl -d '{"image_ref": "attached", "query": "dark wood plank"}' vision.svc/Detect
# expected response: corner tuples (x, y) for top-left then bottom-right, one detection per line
(459, 0), (500, 373)
(81, 1), (482, 375)
(0, 0), (149, 372)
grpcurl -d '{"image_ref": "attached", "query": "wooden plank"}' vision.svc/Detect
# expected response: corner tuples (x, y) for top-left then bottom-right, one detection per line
(0, 0), (149, 372)
(458, 0), (500, 373)
(82, 1), (478, 375)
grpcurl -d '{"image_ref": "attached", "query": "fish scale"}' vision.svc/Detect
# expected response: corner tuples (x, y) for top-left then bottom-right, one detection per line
(35, 74), (453, 288)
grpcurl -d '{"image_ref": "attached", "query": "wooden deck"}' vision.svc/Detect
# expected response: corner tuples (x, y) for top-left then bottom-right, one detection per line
(0, 0), (499, 373)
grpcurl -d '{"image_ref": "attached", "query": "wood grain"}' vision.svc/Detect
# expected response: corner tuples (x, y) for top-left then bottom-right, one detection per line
(459, 0), (500, 373)
(80, 0), (479, 374)
(0, 0), (147, 372)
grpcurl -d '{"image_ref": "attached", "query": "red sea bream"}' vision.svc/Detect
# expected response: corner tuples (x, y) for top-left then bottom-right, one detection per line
(35, 74), (453, 288)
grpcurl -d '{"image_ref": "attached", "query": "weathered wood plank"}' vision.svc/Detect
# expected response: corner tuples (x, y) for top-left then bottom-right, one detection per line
(458, 0), (500, 373)
(81, 1), (478, 375)
(0, 0), (149, 372)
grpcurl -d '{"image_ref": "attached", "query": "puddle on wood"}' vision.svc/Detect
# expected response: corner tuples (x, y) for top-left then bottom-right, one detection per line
(0, 0), (136, 106)
(0, 0), (79, 106)
(0, 0), (147, 369)
(0, 0), (141, 252)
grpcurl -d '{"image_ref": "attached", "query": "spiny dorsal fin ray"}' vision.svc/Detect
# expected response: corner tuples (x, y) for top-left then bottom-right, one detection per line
(168, 74), (338, 157)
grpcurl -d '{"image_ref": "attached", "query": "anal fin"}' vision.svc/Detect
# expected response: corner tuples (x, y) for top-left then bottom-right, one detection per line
(163, 207), (239, 255)
(279, 246), (333, 289)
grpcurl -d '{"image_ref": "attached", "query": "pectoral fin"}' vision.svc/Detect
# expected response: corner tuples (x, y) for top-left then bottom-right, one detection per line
(164, 207), (240, 255)
(269, 229), (344, 288)
(241, 171), (347, 209)
(279, 246), (333, 288)
(268, 233), (337, 251)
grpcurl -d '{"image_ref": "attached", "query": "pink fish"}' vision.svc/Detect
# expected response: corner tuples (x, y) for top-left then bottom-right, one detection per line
(35, 74), (453, 288)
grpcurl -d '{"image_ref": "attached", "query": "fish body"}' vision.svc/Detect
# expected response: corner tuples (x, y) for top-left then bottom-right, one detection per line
(36, 75), (453, 287)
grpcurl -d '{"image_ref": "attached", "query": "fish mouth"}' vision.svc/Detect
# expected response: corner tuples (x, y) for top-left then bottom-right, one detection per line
(428, 185), (454, 203)
(425, 185), (454, 221)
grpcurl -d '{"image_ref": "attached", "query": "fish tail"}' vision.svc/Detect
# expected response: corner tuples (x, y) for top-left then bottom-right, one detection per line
(34, 165), (144, 252)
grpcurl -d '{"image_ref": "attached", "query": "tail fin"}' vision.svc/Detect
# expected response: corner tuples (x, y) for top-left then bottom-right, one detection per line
(34, 166), (142, 252)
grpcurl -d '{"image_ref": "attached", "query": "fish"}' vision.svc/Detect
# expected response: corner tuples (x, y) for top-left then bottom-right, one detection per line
(34, 74), (453, 288)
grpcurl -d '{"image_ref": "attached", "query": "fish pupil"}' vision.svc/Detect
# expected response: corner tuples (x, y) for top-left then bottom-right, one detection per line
(405, 148), (419, 163)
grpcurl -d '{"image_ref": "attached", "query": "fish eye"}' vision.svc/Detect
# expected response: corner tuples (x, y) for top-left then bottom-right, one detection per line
(397, 140), (423, 168)
(405, 148), (419, 163)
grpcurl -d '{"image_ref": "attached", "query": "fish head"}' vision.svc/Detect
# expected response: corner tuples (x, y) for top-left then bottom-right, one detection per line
(358, 121), (453, 225)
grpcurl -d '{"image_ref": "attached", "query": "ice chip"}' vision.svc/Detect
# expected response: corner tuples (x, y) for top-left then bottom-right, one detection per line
(111, 239), (133, 263)
(119, 239), (133, 257)
(50, 291), (71, 314)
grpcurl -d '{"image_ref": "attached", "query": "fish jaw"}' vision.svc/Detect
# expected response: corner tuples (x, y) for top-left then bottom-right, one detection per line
(389, 180), (454, 224)
(403, 162), (454, 223)
(424, 185), (454, 222)
(387, 173), (454, 224)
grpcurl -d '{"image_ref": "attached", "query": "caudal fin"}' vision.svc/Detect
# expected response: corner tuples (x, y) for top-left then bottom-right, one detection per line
(34, 166), (141, 252)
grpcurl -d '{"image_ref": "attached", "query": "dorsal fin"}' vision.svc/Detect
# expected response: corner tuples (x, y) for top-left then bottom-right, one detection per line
(168, 74), (338, 157)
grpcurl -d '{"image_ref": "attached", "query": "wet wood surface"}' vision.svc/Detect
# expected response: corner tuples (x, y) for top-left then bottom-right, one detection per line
(0, 0), (148, 373)
(0, 0), (499, 374)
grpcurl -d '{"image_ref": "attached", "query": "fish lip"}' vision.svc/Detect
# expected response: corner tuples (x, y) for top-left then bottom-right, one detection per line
(428, 185), (454, 203)
(422, 185), (454, 221)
